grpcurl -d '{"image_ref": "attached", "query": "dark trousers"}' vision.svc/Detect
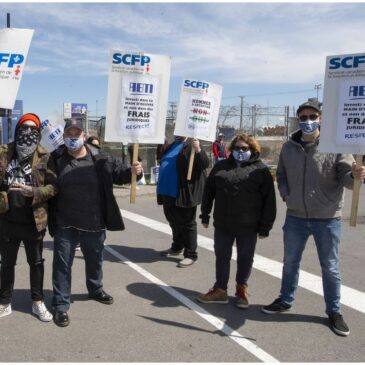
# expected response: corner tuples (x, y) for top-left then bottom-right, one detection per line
(0, 236), (44, 304)
(52, 226), (106, 312)
(214, 227), (257, 290)
(162, 197), (198, 259)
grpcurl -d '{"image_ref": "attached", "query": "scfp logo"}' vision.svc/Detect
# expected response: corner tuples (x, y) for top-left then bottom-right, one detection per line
(112, 53), (150, 66)
(184, 80), (209, 90)
(0, 53), (25, 68)
(329, 55), (365, 69)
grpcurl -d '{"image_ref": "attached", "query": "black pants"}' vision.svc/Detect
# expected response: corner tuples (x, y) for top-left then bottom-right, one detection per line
(0, 236), (45, 304)
(162, 196), (198, 259)
(213, 227), (257, 290)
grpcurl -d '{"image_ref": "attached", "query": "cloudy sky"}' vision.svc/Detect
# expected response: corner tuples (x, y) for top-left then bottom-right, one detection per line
(1, 2), (365, 123)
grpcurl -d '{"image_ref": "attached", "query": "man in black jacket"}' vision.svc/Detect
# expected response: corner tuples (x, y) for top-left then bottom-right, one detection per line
(157, 137), (209, 267)
(51, 119), (142, 327)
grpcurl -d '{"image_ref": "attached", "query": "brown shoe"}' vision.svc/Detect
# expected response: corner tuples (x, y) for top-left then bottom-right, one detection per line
(235, 284), (249, 309)
(197, 288), (228, 304)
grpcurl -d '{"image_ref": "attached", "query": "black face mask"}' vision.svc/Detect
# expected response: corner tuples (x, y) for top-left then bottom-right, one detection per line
(15, 125), (40, 162)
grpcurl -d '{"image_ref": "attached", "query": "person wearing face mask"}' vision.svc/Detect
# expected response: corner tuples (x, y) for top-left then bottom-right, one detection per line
(49, 118), (143, 327)
(198, 134), (276, 308)
(261, 99), (365, 337)
(0, 113), (57, 322)
(212, 132), (228, 164)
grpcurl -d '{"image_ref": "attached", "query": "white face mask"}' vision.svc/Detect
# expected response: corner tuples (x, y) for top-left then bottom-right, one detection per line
(64, 137), (84, 151)
(232, 149), (251, 162)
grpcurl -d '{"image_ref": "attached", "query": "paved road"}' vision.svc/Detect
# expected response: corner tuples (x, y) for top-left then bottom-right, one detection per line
(1, 184), (365, 362)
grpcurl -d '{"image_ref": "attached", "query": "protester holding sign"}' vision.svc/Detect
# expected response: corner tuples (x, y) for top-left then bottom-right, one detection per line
(261, 99), (365, 337)
(0, 113), (57, 322)
(157, 137), (209, 267)
(198, 134), (276, 308)
(50, 119), (143, 327)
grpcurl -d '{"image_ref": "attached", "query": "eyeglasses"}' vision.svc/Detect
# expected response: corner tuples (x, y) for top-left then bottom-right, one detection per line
(298, 114), (319, 122)
(19, 125), (39, 131)
(233, 146), (250, 152)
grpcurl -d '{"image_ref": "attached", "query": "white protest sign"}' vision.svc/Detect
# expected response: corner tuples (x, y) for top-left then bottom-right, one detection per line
(319, 52), (365, 154)
(174, 79), (223, 142)
(0, 28), (34, 109)
(40, 119), (64, 152)
(105, 50), (171, 144)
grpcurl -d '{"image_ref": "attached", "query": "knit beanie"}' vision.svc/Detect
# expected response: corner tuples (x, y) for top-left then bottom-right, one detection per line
(17, 113), (41, 130)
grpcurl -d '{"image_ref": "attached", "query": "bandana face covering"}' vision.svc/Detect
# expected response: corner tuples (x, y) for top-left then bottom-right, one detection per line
(15, 125), (40, 162)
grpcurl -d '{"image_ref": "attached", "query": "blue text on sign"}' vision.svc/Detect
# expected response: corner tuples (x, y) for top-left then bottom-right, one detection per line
(184, 80), (209, 89)
(349, 86), (365, 98)
(0, 53), (24, 68)
(112, 53), (150, 66)
(329, 55), (365, 69)
(130, 83), (153, 94)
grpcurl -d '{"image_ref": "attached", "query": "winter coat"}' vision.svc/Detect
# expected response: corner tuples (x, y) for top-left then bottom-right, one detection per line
(0, 143), (58, 232)
(200, 153), (276, 236)
(49, 143), (140, 236)
(276, 129), (355, 219)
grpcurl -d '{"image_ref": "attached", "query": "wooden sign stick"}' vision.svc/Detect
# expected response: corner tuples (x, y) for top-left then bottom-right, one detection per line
(350, 154), (363, 227)
(187, 140), (195, 181)
(130, 143), (139, 204)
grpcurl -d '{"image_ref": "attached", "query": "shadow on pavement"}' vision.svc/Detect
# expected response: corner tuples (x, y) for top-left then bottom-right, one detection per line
(126, 282), (329, 337)
(104, 244), (181, 264)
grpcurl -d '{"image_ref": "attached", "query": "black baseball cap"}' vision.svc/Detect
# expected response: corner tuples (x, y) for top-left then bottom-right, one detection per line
(64, 118), (84, 132)
(296, 100), (322, 115)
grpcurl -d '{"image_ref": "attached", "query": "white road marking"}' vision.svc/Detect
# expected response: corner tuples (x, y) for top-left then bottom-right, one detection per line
(121, 209), (365, 314)
(104, 244), (279, 363)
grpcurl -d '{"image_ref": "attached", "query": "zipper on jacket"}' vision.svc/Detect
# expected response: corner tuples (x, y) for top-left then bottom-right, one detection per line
(302, 151), (308, 218)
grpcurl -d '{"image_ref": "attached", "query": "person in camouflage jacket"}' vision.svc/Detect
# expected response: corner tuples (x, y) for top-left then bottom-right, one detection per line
(0, 113), (57, 322)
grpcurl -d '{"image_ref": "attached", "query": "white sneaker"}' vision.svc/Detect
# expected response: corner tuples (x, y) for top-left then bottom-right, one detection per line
(32, 302), (53, 322)
(177, 258), (197, 268)
(0, 304), (12, 318)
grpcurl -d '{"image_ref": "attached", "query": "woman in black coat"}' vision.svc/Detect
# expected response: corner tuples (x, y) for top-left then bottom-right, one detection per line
(198, 133), (276, 308)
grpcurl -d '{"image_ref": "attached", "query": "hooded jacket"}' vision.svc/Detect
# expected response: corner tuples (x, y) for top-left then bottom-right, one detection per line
(276, 129), (355, 219)
(0, 143), (58, 232)
(200, 153), (276, 236)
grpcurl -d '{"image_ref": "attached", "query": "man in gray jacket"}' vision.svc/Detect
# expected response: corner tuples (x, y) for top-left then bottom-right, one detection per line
(261, 99), (365, 336)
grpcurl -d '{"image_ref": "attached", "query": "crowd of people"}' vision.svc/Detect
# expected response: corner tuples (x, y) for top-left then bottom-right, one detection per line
(0, 99), (364, 337)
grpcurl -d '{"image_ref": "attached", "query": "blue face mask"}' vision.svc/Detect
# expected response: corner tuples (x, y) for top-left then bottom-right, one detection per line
(64, 137), (84, 151)
(232, 149), (251, 162)
(299, 121), (320, 135)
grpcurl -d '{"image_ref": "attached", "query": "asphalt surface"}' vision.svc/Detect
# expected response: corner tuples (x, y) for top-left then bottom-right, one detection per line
(1, 184), (365, 362)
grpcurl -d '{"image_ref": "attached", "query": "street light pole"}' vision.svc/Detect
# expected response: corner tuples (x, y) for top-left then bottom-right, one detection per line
(314, 84), (322, 100)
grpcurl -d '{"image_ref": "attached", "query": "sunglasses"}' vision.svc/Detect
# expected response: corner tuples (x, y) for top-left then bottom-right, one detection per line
(233, 146), (250, 152)
(298, 114), (319, 122)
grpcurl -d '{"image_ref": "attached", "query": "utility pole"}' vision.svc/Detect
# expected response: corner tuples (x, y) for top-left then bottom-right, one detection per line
(251, 104), (256, 137)
(95, 100), (98, 118)
(239, 96), (244, 130)
(314, 84), (322, 100)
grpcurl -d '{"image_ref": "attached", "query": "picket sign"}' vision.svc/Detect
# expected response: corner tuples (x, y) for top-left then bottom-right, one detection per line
(105, 50), (171, 203)
(319, 52), (365, 226)
(173, 79), (223, 181)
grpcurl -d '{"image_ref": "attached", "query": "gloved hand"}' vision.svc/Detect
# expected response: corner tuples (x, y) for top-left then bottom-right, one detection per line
(9, 183), (34, 197)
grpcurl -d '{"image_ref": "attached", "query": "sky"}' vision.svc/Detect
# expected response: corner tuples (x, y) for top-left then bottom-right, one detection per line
(1, 1), (365, 127)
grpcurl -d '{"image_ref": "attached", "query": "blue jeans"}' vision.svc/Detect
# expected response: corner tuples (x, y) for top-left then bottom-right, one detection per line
(280, 214), (342, 314)
(52, 226), (106, 311)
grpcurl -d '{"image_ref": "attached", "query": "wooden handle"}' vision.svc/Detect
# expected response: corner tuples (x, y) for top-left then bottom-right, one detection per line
(350, 154), (363, 227)
(130, 143), (139, 204)
(187, 145), (195, 181)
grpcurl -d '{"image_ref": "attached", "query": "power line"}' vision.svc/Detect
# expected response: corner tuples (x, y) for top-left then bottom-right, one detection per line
(222, 88), (314, 100)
